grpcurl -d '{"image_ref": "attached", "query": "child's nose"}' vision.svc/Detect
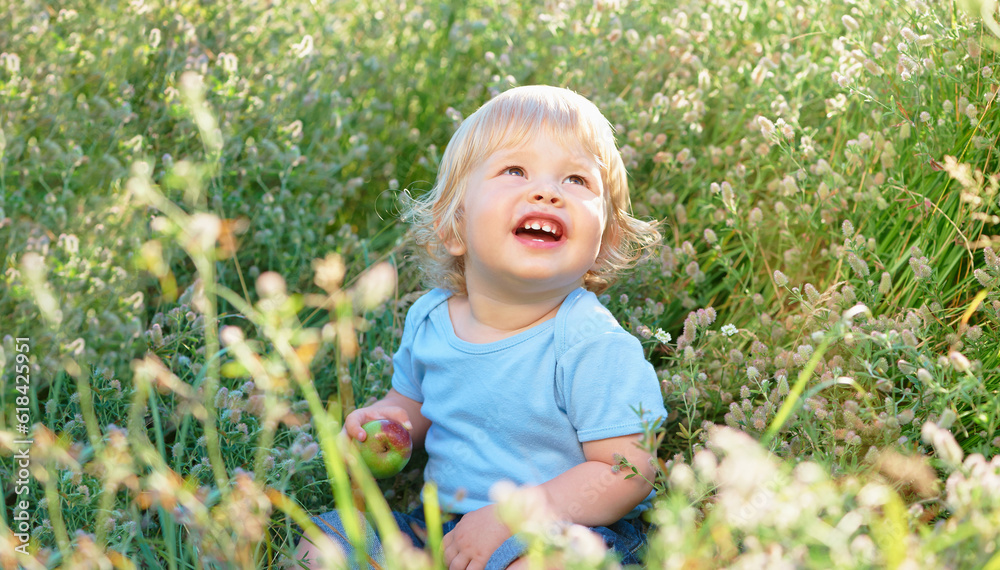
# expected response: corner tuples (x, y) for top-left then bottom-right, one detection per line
(529, 182), (564, 206)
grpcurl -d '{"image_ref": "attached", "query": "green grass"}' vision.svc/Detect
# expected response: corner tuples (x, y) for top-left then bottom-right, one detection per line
(1, 0), (999, 567)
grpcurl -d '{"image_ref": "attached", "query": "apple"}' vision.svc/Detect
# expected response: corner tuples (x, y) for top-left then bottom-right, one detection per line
(358, 419), (412, 479)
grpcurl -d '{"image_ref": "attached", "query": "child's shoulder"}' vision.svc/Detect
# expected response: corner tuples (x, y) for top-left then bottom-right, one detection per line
(403, 288), (451, 323)
(555, 288), (633, 355)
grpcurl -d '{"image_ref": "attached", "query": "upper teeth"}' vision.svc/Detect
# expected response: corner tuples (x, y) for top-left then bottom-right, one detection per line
(525, 222), (556, 234)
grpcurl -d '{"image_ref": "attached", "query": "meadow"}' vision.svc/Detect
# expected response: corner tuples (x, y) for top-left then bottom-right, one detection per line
(1, 0), (999, 567)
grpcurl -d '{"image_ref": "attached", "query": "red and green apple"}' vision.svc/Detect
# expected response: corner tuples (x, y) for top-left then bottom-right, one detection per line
(358, 419), (412, 479)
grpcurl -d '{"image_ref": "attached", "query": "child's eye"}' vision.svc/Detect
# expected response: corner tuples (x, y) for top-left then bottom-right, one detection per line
(564, 174), (587, 186)
(502, 166), (525, 177)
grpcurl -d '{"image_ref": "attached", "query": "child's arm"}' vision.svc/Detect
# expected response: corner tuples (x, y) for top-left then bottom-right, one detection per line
(537, 433), (656, 525)
(342, 388), (431, 447)
(442, 433), (656, 567)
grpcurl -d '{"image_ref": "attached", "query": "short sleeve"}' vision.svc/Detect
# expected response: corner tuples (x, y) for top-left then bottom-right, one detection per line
(390, 311), (423, 402)
(389, 290), (450, 403)
(556, 331), (667, 443)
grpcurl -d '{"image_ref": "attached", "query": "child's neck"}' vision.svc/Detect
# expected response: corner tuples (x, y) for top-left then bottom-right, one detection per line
(447, 285), (578, 344)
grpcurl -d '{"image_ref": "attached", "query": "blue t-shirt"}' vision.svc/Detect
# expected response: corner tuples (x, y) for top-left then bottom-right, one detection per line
(392, 287), (667, 516)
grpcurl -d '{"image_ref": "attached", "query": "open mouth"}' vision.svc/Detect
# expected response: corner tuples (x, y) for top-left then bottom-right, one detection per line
(514, 218), (564, 242)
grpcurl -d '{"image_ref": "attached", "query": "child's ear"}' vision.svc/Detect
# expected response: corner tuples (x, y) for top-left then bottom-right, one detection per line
(443, 234), (466, 257)
(436, 222), (467, 257)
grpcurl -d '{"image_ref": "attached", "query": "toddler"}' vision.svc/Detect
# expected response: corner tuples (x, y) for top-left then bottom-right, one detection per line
(296, 85), (667, 569)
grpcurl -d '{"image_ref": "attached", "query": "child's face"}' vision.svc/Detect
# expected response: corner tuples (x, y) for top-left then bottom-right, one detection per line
(444, 130), (607, 298)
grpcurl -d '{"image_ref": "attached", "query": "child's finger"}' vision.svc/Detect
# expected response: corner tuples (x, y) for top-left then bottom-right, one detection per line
(382, 407), (413, 431)
(343, 410), (371, 442)
(344, 407), (410, 441)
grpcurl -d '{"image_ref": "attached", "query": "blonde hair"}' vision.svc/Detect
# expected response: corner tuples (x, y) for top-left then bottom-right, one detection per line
(404, 85), (660, 295)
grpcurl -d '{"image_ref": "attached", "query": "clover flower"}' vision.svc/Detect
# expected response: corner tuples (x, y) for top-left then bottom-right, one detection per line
(721, 323), (738, 337)
(728, 349), (744, 364)
(948, 351), (971, 373)
(909, 255), (932, 279)
(773, 270), (789, 287)
(777, 375), (789, 396)
(681, 314), (698, 345)
(700, 307), (717, 326)
(878, 272), (893, 294)
(974, 269), (993, 287)
(757, 116), (776, 139)
(778, 119), (795, 140)
(804, 283), (820, 303)
(847, 252), (870, 277)
(922, 422), (964, 467)
(674, 204), (688, 225)
(685, 260), (701, 278)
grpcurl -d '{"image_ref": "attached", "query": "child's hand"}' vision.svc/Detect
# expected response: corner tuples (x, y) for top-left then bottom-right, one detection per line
(342, 406), (413, 442)
(442, 504), (511, 569)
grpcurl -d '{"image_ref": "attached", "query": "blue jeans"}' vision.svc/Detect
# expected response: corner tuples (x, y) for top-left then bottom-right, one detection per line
(307, 505), (648, 569)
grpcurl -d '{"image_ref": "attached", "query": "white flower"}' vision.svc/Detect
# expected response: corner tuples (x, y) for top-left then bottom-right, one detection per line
(721, 324), (738, 337)
(256, 271), (286, 299)
(149, 28), (162, 48)
(314, 253), (346, 292)
(292, 34), (314, 59)
(0, 53), (20, 75)
(654, 328), (672, 344)
(757, 116), (776, 139)
(921, 422), (964, 467)
(669, 463), (696, 493)
(220, 326), (244, 347)
(355, 262), (397, 309)
(185, 212), (221, 253)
